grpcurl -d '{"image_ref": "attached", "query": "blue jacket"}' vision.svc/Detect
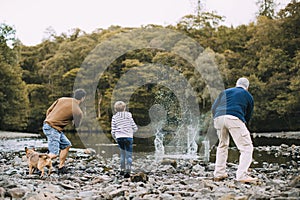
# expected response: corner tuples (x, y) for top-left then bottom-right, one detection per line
(212, 87), (254, 123)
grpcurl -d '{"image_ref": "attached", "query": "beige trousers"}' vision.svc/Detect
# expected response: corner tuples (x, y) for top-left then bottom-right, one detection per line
(213, 115), (253, 180)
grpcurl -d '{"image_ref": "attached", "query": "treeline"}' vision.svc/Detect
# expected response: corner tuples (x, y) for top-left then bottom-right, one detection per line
(0, 1), (300, 133)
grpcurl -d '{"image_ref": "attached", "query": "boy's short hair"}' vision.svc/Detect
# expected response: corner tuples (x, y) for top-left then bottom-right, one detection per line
(73, 89), (86, 100)
(114, 101), (126, 112)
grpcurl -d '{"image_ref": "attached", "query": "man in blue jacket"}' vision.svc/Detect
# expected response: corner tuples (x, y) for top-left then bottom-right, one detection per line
(212, 77), (258, 183)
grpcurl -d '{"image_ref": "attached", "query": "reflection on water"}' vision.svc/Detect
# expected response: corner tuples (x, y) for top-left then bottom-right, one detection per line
(65, 132), (297, 168)
(66, 132), (155, 159)
(209, 147), (293, 168)
(0, 137), (48, 152)
(0, 132), (298, 168)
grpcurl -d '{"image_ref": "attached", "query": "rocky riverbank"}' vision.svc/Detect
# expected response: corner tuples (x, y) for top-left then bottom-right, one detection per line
(0, 144), (300, 200)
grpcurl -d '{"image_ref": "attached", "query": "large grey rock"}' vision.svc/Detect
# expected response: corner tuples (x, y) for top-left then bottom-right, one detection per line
(7, 187), (26, 199)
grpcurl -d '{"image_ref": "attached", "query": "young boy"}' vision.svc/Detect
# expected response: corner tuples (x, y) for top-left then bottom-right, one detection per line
(111, 101), (138, 178)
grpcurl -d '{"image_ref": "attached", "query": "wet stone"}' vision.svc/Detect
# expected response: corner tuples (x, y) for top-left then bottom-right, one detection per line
(0, 144), (299, 199)
(7, 187), (26, 199)
(0, 187), (5, 198)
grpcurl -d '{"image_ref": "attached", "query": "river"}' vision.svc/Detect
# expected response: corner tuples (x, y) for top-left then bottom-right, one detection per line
(0, 131), (299, 169)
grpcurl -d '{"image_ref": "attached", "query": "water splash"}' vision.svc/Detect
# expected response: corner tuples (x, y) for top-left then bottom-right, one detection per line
(154, 127), (165, 161)
(149, 101), (210, 161)
(149, 104), (167, 161)
(151, 88), (211, 161)
(187, 124), (198, 155)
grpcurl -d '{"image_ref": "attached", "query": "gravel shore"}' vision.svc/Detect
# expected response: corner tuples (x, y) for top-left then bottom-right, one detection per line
(0, 144), (300, 200)
(0, 131), (299, 199)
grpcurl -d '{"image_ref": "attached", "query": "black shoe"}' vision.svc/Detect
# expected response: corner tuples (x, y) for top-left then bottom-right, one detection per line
(57, 166), (68, 175)
(124, 173), (130, 178)
(52, 161), (59, 167)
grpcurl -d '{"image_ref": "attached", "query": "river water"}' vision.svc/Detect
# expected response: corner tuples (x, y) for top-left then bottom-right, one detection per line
(0, 132), (298, 168)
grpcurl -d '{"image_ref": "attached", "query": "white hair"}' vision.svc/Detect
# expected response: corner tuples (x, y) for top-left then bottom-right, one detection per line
(236, 77), (249, 90)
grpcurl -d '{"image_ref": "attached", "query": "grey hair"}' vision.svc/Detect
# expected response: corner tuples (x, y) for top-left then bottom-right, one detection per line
(236, 77), (249, 90)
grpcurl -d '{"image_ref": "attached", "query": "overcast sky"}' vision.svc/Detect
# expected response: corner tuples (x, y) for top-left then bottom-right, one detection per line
(0, 0), (290, 46)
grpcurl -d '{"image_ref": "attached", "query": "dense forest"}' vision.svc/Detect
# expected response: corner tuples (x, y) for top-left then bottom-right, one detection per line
(0, 0), (300, 134)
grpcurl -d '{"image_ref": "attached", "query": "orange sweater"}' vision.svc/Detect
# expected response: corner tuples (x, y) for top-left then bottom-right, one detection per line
(44, 97), (83, 132)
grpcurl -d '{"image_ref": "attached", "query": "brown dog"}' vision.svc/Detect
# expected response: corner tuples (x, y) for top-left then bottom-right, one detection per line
(25, 147), (53, 177)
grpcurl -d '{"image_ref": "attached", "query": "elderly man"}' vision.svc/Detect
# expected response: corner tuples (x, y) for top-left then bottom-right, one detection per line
(212, 77), (258, 183)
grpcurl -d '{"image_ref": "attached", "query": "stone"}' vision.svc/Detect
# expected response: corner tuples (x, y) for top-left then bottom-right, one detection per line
(218, 193), (235, 200)
(59, 182), (75, 190)
(289, 175), (300, 188)
(0, 187), (5, 198)
(7, 187), (26, 198)
(161, 159), (177, 168)
(130, 172), (148, 183)
(0, 141), (299, 200)
(78, 190), (95, 198)
(159, 193), (174, 200)
(109, 188), (127, 198)
(26, 192), (59, 200)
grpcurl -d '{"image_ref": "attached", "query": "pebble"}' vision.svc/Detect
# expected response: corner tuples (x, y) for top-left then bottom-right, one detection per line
(0, 145), (299, 199)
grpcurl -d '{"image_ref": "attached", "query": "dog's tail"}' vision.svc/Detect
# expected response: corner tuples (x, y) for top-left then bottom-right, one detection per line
(39, 154), (51, 159)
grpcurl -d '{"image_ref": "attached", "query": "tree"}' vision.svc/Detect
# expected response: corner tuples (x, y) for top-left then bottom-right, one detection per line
(0, 23), (29, 131)
(256, 0), (277, 19)
(6, 10), (300, 133)
(278, 0), (300, 57)
(286, 50), (300, 130)
(0, 23), (17, 64)
(26, 84), (50, 132)
(39, 32), (97, 100)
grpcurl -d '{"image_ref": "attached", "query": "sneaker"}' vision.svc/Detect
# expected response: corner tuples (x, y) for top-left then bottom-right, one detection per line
(52, 161), (59, 167)
(237, 176), (258, 183)
(213, 174), (228, 181)
(57, 166), (68, 175)
(124, 173), (130, 178)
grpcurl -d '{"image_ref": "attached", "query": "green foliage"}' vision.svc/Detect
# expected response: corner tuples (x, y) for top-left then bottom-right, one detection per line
(0, 23), (29, 131)
(26, 84), (51, 132)
(0, 23), (17, 64)
(0, 60), (29, 131)
(256, 0), (277, 19)
(277, 1), (300, 57)
(19, 40), (59, 84)
(1, 3), (300, 133)
(177, 12), (223, 30)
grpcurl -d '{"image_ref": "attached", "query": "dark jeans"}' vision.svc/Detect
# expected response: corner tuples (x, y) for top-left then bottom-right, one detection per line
(117, 138), (133, 172)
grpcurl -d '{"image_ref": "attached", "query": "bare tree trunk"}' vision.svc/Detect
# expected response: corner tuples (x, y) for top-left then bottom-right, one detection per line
(97, 89), (102, 118)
